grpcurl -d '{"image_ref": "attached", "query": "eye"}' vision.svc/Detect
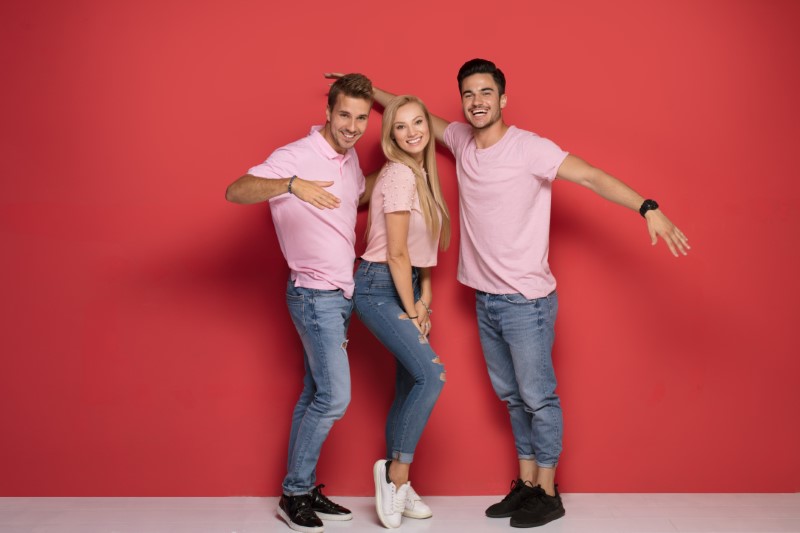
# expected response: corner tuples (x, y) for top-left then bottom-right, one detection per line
(415, 119), (424, 125)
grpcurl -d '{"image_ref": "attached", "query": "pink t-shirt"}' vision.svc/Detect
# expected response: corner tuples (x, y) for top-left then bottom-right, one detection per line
(247, 126), (365, 298)
(361, 162), (439, 267)
(443, 122), (568, 299)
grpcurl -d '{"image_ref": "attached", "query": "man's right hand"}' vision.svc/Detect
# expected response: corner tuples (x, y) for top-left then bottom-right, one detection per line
(291, 178), (341, 209)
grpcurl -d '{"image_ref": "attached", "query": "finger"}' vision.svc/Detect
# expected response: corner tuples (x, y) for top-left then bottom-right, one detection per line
(310, 180), (335, 188)
(648, 226), (658, 246)
(665, 236), (679, 257)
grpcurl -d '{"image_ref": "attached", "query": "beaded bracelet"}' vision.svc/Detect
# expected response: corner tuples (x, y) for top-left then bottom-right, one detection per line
(287, 175), (297, 195)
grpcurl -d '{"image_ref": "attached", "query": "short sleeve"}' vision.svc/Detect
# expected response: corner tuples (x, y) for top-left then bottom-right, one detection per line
(525, 134), (568, 182)
(381, 163), (416, 213)
(443, 122), (471, 158)
(247, 145), (296, 180)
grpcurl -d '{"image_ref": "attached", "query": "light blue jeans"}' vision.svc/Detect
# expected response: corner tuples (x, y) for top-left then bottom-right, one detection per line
(354, 261), (445, 464)
(475, 290), (562, 468)
(282, 280), (353, 495)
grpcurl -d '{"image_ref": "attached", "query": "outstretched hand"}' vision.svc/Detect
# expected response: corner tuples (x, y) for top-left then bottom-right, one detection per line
(645, 210), (690, 257)
(291, 178), (341, 210)
(324, 72), (344, 82)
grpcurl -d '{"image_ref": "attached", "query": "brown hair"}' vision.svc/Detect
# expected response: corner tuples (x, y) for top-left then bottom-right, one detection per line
(328, 73), (374, 109)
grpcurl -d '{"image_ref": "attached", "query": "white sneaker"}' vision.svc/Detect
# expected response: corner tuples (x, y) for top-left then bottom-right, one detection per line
(373, 459), (409, 528)
(403, 483), (432, 519)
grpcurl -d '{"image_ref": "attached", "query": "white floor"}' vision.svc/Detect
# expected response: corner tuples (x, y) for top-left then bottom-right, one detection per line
(1, 494), (798, 533)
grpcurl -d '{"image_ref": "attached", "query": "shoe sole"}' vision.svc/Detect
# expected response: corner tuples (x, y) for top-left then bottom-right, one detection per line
(486, 510), (516, 518)
(403, 510), (432, 519)
(373, 460), (399, 529)
(510, 508), (566, 528)
(316, 511), (353, 521)
(277, 507), (324, 533)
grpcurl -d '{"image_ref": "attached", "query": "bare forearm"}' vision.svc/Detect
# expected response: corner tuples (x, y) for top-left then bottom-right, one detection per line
(225, 174), (289, 204)
(582, 167), (645, 212)
(387, 253), (418, 317)
(418, 267), (432, 305)
(372, 86), (396, 108)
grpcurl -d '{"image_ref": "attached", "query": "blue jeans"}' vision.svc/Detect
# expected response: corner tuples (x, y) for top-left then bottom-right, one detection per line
(283, 280), (353, 495)
(354, 261), (445, 464)
(475, 290), (562, 468)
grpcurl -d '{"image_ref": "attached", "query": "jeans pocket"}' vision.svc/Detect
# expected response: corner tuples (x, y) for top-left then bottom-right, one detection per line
(500, 293), (535, 305)
(286, 292), (306, 336)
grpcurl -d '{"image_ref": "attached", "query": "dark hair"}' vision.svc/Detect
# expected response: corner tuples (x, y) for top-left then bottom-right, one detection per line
(328, 73), (374, 109)
(457, 58), (506, 95)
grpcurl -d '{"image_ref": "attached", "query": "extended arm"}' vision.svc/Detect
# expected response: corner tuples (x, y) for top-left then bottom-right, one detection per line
(325, 72), (450, 143)
(556, 154), (690, 256)
(225, 174), (342, 209)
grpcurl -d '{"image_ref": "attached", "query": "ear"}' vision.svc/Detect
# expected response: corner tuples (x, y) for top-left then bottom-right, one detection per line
(325, 106), (332, 123)
(500, 94), (507, 109)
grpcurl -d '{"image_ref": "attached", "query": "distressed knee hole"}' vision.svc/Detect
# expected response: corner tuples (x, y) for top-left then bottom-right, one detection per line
(432, 356), (441, 364)
(439, 372), (446, 382)
(341, 338), (349, 350)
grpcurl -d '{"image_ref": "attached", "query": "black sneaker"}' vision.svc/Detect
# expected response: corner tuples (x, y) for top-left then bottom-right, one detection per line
(309, 484), (353, 521)
(485, 479), (538, 518)
(510, 484), (566, 528)
(278, 493), (323, 533)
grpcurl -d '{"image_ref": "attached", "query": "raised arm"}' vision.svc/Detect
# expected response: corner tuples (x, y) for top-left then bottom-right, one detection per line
(226, 174), (342, 209)
(556, 154), (690, 257)
(325, 72), (450, 143)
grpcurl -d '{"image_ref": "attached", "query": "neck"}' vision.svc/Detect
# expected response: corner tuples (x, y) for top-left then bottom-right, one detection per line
(472, 119), (509, 149)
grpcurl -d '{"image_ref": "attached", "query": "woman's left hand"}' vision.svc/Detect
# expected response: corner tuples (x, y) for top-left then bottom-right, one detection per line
(414, 300), (432, 336)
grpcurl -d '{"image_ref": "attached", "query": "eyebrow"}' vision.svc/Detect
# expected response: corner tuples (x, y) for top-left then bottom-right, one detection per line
(394, 115), (424, 125)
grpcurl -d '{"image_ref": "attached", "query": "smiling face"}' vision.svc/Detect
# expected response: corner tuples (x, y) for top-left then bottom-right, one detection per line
(390, 102), (430, 163)
(322, 93), (371, 154)
(460, 73), (507, 130)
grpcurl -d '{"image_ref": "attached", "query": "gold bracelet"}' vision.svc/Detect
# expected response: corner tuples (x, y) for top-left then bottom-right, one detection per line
(417, 299), (432, 315)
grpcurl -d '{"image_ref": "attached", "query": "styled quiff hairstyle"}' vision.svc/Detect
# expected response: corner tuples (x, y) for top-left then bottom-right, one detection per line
(375, 95), (451, 250)
(327, 73), (374, 109)
(457, 58), (506, 95)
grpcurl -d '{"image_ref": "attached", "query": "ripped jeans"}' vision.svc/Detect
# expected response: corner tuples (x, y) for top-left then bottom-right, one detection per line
(354, 260), (445, 464)
(283, 279), (353, 495)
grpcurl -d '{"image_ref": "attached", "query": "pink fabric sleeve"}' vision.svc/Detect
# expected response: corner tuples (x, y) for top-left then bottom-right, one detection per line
(381, 163), (416, 213)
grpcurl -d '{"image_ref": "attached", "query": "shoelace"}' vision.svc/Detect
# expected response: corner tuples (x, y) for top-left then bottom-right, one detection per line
(501, 479), (523, 501)
(293, 496), (317, 519)
(312, 484), (338, 509)
(392, 485), (409, 513)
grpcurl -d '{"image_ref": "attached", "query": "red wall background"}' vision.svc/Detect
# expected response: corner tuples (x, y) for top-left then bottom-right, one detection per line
(1, 0), (798, 496)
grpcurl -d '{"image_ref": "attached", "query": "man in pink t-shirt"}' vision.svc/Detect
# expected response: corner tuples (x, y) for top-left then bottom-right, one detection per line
(226, 74), (374, 533)
(365, 58), (690, 528)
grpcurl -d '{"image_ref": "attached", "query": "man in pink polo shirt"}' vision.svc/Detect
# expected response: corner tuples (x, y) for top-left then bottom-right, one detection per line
(361, 59), (690, 529)
(226, 74), (374, 533)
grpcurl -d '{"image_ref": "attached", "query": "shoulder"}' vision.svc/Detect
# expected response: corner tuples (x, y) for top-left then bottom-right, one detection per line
(443, 121), (473, 148)
(381, 161), (415, 182)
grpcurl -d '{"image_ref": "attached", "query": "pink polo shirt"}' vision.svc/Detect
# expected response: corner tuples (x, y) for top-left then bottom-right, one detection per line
(443, 122), (568, 299)
(361, 162), (439, 267)
(247, 126), (365, 298)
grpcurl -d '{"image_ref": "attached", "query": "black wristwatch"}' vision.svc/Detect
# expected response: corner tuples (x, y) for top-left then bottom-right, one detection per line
(639, 199), (659, 218)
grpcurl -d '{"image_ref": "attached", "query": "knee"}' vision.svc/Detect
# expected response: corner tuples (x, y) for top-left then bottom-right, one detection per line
(315, 387), (350, 420)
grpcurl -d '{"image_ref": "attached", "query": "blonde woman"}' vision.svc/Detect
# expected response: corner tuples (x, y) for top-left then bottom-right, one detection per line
(354, 95), (451, 529)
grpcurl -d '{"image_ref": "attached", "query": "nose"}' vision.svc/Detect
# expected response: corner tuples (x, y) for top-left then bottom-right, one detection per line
(346, 117), (357, 132)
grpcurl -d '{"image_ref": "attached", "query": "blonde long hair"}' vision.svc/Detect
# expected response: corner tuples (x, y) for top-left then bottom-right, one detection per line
(376, 95), (451, 250)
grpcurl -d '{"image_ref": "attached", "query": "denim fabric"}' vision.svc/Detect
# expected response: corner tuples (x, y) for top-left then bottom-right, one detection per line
(354, 261), (445, 464)
(282, 280), (353, 495)
(475, 290), (562, 468)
